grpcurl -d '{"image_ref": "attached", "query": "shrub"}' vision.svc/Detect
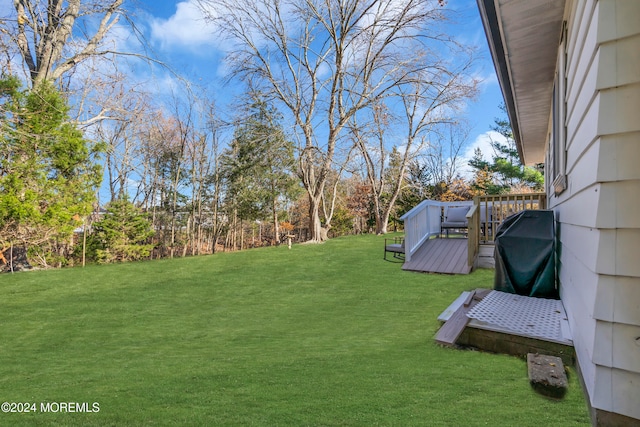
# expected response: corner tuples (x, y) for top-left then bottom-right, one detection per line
(88, 198), (154, 263)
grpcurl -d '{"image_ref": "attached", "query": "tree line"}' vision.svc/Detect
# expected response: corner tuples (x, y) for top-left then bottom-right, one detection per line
(0, 0), (542, 270)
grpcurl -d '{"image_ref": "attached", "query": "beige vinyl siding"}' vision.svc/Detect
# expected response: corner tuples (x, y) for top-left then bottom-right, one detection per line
(557, 226), (599, 342)
(564, 3), (599, 137)
(594, 322), (640, 372)
(550, 0), (599, 409)
(549, 0), (640, 420)
(594, 275), (640, 325)
(597, 85), (640, 135)
(596, 133), (640, 182)
(595, 181), (640, 229)
(595, 229), (640, 276)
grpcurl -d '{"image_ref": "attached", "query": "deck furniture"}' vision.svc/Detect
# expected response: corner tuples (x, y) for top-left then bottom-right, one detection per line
(384, 237), (405, 261)
(441, 205), (471, 237)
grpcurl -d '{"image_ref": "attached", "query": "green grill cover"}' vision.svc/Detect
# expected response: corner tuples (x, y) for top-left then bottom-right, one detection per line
(494, 210), (558, 299)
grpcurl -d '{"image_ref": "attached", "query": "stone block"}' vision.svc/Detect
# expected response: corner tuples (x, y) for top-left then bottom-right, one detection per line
(527, 353), (568, 399)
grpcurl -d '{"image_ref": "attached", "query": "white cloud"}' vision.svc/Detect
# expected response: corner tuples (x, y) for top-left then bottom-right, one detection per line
(150, 1), (219, 50)
(464, 130), (502, 160)
(458, 130), (505, 177)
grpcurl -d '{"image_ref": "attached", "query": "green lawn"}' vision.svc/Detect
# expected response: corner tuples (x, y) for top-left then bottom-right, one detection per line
(0, 234), (589, 426)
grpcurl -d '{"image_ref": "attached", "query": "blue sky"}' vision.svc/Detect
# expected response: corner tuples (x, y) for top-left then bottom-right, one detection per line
(133, 0), (507, 172)
(0, 0), (506, 176)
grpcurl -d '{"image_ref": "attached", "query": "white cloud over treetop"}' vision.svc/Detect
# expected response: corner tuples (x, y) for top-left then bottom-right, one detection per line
(458, 130), (505, 177)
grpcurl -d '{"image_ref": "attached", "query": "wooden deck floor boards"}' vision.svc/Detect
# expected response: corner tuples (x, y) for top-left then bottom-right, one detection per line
(402, 237), (471, 274)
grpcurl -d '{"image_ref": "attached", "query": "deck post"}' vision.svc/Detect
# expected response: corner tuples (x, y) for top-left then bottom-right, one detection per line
(467, 201), (479, 268)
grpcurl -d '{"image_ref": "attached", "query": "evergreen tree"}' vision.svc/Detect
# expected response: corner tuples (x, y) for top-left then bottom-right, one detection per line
(0, 77), (103, 266)
(222, 97), (297, 245)
(469, 104), (544, 194)
(88, 198), (155, 263)
(469, 148), (503, 195)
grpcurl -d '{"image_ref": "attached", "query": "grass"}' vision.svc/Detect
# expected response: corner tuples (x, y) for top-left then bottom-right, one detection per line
(0, 234), (590, 426)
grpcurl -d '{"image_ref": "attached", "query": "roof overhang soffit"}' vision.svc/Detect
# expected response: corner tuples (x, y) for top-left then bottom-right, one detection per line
(476, 0), (566, 165)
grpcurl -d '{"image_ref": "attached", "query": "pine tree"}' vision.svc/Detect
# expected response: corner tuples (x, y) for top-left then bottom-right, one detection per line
(468, 104), (544, 194)
(222, 97), (297, 245)
(87, 198), (155, 263)
(0, 77), (103, 266)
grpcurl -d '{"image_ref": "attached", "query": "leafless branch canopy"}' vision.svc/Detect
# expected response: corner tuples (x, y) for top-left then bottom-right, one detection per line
(196, 0), (474, 240)
(5, 0), (124, 87)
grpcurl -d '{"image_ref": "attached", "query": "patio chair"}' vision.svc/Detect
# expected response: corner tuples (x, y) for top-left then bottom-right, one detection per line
(384, 237), (405, 261)
(441, 205), (471, 237)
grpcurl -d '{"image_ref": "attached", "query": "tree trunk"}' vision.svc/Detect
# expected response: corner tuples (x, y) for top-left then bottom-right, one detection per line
(308, 193), (325, 242)
(376, 210), (390, 235)
(272, 198), (279, 245)
(374, 211), (385, 235)
(182, 215), (190, 257)
(231, 210), (237, 250)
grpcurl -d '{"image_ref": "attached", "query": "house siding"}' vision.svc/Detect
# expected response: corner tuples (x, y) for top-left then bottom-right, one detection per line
(548, 0), (640, 420)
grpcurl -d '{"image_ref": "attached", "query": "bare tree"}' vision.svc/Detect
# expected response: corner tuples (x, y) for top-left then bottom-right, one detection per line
(423, 121), (471, 187)
(197, 0), (456, 242)
(91, 78), (153, 203)
(185, 130), (208, 255)
(202, 105), (228, 253)
(3, 0), (125, 87)
(352, 55), (478, 234)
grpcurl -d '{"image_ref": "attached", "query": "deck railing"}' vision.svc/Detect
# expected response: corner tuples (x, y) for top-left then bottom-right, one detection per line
(399, 199), (443, 262)
(475, 193), (547, 243)
(468, 192), (547, 269)
(399, 199), (474, 262)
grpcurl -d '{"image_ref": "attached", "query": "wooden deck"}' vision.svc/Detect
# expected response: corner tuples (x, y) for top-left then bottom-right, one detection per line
(437, 290), (575, 365)
(402, 237), (471, 274)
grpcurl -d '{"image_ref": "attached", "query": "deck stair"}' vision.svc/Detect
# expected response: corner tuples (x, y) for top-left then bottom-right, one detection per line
(437, 289), (575, 364)
(435, 289), (491, 346)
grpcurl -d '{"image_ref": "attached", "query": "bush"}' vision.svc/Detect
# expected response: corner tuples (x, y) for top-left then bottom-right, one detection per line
(88, 198), (154, 263)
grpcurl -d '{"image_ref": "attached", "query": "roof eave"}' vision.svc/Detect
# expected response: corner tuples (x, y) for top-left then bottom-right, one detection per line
(476, 0), (525, 162)
(476, 0), (566, 166)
